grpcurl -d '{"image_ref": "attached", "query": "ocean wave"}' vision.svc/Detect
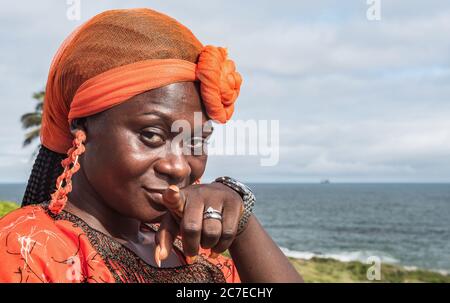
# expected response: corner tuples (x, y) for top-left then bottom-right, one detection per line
(280, 247), (450, 275)
(280, 247), (399, 264)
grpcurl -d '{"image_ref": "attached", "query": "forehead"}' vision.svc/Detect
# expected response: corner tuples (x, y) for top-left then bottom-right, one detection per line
(103, 81), (209, 125)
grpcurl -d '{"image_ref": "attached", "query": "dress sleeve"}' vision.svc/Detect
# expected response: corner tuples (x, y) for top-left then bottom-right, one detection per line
(0, 206), (114, 283)
(0, 207), (54, 282)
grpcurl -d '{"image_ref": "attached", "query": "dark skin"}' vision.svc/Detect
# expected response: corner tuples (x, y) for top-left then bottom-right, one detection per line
(66, 81), (302, 282)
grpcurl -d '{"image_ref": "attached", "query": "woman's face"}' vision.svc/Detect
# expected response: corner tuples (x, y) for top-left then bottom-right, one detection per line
(79, 81), (213, 222)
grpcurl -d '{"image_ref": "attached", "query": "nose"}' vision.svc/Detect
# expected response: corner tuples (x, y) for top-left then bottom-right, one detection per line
(153, 151), (191, 186)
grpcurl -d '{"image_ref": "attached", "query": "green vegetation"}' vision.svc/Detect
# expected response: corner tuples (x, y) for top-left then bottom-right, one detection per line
(0, 201), (448, 282)
(21, 90), (44, 157)
(291, 257), (450, 283)
(0, 201), (19, 217)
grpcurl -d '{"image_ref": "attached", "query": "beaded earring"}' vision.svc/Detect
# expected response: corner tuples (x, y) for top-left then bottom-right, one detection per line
(48, 129), (86, 214)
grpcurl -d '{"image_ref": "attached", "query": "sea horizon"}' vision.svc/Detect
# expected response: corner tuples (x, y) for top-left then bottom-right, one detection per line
(1, 182), (449, 273)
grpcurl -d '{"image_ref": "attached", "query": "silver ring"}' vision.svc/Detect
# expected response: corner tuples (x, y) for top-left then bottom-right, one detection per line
(203, 206), (222, 221)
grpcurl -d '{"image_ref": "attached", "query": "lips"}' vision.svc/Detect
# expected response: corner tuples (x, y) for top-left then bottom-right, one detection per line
(142, 186), (167, 212)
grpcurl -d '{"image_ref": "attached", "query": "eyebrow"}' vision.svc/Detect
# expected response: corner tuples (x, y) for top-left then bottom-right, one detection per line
(141, 111), (214, 135)
(141, 111), (172, 121)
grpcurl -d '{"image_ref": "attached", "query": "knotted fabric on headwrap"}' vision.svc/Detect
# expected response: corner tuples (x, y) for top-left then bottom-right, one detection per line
(40, 8), (242, 214)
(41, 8), (242, 155)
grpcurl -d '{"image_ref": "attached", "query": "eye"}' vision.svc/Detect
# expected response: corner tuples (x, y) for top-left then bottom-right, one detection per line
(140, 130), (165, 147)
(190, 137), (207, 148)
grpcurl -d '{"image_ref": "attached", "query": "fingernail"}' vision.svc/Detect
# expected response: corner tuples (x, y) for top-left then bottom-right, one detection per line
(168, 185), (179, 193)
(155, 245), (161, 267)
(165, 185), (184, 217)
(209, 252), (219, 259)
(159, 246), (168, 260)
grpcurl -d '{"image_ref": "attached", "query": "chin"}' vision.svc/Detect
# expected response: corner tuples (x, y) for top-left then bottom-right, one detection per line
(115, 191), (169, 223)
(137, 193), (169, 222)
(123, 203), (165, 223)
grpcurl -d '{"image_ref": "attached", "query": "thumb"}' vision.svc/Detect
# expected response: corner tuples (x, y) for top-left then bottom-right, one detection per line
(162, 185), (185, 219)
(154, 212), (179, 267)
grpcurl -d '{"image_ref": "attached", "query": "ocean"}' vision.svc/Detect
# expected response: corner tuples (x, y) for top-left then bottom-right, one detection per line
(1, 183), (449, 272)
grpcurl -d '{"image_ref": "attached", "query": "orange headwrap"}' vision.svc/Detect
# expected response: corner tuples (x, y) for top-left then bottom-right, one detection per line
(41, 8), (242, 154)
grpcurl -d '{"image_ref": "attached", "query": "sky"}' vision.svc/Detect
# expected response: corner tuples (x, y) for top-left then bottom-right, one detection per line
(0, 0), (449, 183)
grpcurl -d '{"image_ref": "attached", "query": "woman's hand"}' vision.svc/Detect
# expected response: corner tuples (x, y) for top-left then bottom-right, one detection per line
(153, 182), (303, 282)
(154, 183), (244, 266)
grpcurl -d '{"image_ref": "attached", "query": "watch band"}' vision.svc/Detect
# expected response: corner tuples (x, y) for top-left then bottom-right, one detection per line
(214, 176), (256, 235)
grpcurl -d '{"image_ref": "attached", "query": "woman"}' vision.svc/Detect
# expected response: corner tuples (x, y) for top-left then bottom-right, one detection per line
(0, 8), (302, 283)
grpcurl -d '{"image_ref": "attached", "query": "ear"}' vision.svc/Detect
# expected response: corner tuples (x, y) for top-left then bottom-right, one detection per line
(70, 118), (87, 137)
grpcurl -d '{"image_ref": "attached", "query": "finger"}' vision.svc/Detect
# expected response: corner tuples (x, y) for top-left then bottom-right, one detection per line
(201, 203), (223, 249)
(154, 212), (179, 266)
(181, 198), (204, 259)
(210, 199), (241, 257)
(162, 185), (185, 219)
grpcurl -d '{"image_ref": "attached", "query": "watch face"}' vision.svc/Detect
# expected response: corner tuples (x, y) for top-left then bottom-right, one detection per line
(216, 176), (254, 196)
(231, 178), (252, 195)
(235, 179), (248, 191)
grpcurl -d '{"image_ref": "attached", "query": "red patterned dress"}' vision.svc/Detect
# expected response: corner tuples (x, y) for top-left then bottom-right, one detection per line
(0, 204), (240, 283)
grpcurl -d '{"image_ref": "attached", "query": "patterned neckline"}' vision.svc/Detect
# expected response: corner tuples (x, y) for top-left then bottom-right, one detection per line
(40, 202), (226, 283)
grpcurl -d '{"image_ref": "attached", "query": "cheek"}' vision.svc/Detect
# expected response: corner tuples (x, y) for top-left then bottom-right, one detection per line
(189, 155), (208, 182)
(82, 130), (155, 205)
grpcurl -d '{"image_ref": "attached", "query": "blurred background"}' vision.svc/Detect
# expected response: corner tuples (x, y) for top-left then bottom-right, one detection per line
(0, 1), (449, 282)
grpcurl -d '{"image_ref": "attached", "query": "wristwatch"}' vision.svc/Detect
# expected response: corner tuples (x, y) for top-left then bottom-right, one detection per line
(214, 176), (256, 235)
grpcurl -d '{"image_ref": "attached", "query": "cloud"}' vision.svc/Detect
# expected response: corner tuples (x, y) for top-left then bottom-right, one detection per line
(0, 0), (449, 183)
